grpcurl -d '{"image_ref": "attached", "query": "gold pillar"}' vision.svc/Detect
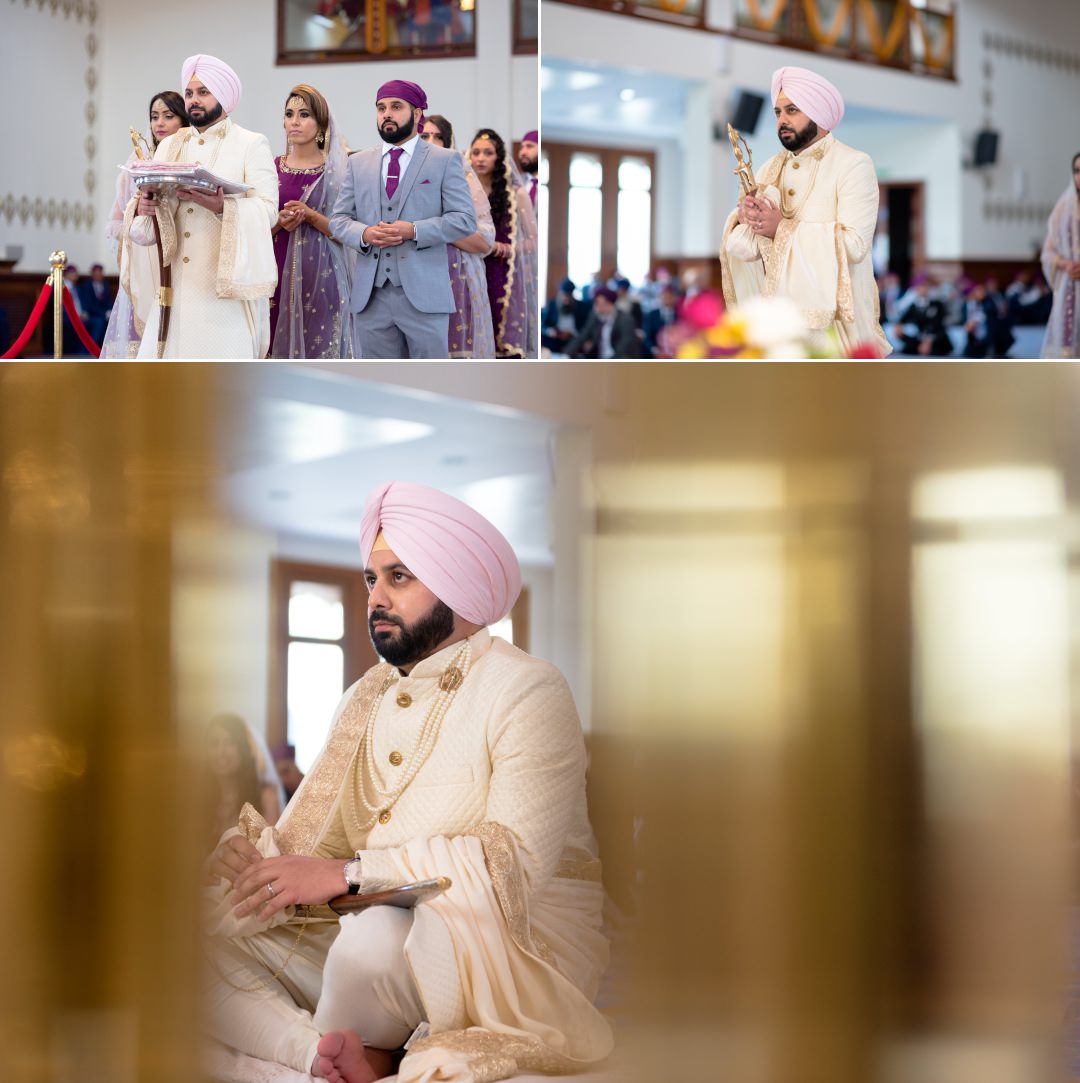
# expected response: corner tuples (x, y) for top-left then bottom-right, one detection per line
(586, 364), (1073, 1083)
(0, 363), (223, 1083)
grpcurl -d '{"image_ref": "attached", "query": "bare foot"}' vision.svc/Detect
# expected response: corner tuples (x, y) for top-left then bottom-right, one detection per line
(311, 1030), (392, 1083)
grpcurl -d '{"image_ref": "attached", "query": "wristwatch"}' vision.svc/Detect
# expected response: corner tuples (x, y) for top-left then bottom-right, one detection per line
(344, 856), (363, 895)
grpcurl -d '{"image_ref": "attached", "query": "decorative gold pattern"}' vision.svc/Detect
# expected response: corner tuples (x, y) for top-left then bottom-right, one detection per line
(834, 222), (855, 324)
(404, 1029), (577, 1082)
(764, 216), (797, 296)
(276, 664), (397, 856)
(470, 821), (557, 970)
(216, 195), (279, 300)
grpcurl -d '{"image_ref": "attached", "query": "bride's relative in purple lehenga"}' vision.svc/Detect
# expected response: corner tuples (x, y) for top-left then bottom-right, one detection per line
(269, 83), (355, 358)
(421, 113), (496, 358)
(469, 128), (537, 359)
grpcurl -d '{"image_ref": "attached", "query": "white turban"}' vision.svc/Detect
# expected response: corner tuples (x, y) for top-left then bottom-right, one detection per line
(181, 54), (242, 115)
(771, 65), (844, 131)
(360, 482), (522, 627)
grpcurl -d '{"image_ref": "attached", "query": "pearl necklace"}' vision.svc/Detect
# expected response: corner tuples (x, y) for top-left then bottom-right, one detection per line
(346, 639), (472, 835)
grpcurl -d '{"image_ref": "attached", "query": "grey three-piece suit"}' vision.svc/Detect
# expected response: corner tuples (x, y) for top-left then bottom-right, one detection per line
(329, 138), (476, 358)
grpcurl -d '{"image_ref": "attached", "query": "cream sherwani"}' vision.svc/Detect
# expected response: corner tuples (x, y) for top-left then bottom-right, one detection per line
(205, 629), (613, 1082)
(120, 117), (278, 358)
(721, 133), (892, 357)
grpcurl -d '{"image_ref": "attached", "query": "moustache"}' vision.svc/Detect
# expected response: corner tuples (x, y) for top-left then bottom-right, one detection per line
(369, 612), (403, 631)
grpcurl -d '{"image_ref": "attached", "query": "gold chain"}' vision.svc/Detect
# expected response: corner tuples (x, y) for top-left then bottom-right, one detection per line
(206, 917), (314, 994)
(347, 640), (472, 835)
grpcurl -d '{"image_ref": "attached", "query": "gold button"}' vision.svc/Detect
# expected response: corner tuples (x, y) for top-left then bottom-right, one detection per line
(183, 256), (190, 263)
(792, 162), (800, 169)
(187, 207), (193, 214)
(389, 751), (403, 766)
(198, 138), (205, 145)
(184, 231), (190, 238)
(378, 809), (392, 825)
(395, 692), (412, 708)
(788, 188), (796, 196)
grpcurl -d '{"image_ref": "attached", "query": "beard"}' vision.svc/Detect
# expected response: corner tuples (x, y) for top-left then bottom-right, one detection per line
(188, 101), (224, 128)
(378, 112), (416, 144)
(368, 599), (455, 668)
(519, 156), (538, 175)
(778, 120), (819, 154)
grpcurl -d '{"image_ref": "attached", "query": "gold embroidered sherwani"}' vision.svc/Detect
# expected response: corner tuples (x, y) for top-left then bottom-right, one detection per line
(721, 133), (892, 357)
(205, 629), (613, 1082)
(120, 117), (278, 358)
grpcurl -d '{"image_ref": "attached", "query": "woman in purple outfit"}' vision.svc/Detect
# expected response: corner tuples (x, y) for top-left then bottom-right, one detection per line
(469, 128), (537, 359)
(421, 113), (496, 358)
(269, 84), (355, 358)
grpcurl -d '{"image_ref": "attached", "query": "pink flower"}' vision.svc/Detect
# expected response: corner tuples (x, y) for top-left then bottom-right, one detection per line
(681, 291), (724, 330)
(848, 342), (883, 359)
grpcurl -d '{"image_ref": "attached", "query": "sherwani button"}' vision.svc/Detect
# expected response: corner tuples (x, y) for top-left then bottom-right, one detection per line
(187, 207), (193, 214)
(396, 692), (412, 708)
(389, 751), (403, 766)
(788, 189), (796, 196)
(184, 231), (191, 238)
(198, 138), (205, 145)
(378, 809), (392, 824)
(183, 256), (190, 263)
(793, 162), (800, 169)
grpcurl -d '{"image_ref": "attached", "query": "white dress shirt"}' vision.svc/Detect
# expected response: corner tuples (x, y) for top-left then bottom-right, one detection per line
(380, 133), (421, 188)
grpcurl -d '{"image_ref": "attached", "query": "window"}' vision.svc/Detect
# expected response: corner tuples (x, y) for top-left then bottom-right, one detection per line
(542, 143), (657, 300)
(277, 0), (476, 65)
(567, 153), (604, 296)
(514, 0), (537, 53)
(733, 0), (955, 77)
(616, 158), (653, 288)
(269, 560), (376, 771)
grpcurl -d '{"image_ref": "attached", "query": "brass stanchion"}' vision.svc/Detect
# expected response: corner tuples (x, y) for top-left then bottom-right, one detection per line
(49, 250), (66, 360)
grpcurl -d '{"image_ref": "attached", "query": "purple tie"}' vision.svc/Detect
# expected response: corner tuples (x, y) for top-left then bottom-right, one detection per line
(386, 147), (405, 200)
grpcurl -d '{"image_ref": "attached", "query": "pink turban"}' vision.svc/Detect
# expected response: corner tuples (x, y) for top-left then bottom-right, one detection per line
(360, 481), (522, 627)
(181, 54), (242, 115)
(771, 66), (844, 131)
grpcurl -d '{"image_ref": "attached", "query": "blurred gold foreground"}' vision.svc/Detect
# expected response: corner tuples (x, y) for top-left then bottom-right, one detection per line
(0, 363), (1073, 1083)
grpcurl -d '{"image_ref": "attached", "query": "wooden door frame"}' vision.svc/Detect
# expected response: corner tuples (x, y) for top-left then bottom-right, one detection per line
(543, 141), (658, 300)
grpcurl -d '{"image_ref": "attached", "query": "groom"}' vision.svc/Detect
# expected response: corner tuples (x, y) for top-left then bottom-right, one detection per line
(329, 79), (476, 358)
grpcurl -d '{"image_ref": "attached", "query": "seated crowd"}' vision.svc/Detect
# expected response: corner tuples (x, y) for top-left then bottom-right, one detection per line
(878, 269), (1052, 359)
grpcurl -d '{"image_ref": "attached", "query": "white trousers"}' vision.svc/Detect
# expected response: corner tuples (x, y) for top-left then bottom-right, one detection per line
(205, 907), (426, 1073)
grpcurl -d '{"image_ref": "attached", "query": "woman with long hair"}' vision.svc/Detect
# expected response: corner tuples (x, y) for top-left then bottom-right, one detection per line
(101, 91), (189, 358)
(421, 113), (496, 357)
(204, 713), (283, 850)
(269, 83), (355, 358)
(469, 127), (537, 358)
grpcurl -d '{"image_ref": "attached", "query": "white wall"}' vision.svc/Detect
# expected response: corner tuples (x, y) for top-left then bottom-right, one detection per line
(2, 0), (535, 273)
(0, 1), (102, 273)
(542, 0), (1080, 262)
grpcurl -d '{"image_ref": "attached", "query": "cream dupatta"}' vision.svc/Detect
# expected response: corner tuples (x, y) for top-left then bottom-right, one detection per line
(205, 663), (613, 1083)
(1040, 183), (1080, 358)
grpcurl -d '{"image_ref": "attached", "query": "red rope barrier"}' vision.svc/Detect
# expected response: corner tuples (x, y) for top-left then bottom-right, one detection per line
(60, 286), (102, 358)
(0, 281), (53, 360)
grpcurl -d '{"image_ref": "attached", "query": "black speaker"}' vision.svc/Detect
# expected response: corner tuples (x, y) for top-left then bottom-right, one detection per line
(729, 91), (766, 136)
(974, 129), (999, 166)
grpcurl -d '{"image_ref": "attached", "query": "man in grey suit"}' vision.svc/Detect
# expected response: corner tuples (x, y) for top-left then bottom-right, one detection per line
(329, 80), (476, 358)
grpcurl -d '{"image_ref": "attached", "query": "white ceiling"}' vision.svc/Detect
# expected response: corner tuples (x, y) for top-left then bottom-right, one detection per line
(541, 56), (935, 142)
(541, 58), (693, 139)
(217, 364), (560, 566)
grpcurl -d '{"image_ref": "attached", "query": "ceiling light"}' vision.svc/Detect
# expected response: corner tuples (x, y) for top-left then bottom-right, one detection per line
(619, 88), (636, 102)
